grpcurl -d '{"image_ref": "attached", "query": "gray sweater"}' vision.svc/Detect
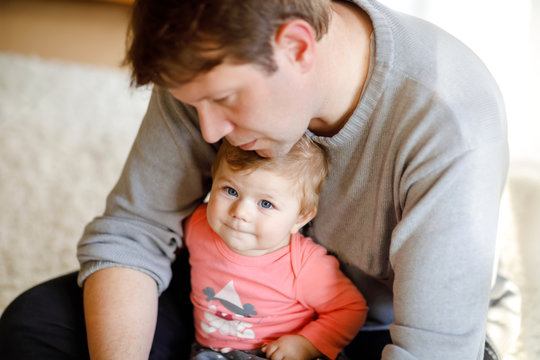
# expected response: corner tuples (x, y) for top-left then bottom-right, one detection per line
(77, 0), (512, 358)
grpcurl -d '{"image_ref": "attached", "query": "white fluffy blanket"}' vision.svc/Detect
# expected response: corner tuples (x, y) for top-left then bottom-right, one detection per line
(0, 52), (150, 310)
(0, 52), (537, 359)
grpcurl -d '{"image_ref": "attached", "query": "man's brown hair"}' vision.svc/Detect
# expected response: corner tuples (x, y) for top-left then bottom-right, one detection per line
(125, 0), (332, 87)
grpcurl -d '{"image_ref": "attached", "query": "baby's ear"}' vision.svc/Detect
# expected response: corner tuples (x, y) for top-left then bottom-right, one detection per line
(291, 208), (317, 234)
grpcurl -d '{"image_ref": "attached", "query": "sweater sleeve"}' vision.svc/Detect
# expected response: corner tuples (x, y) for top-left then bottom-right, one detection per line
(295, 243), (368, 360)
(77, 87), (217, 294)
(383, 138), (508, 359)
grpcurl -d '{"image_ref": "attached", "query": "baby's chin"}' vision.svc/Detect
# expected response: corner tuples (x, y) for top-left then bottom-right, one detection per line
(227, 246), (267, 257)
(222, 238), (272, 257)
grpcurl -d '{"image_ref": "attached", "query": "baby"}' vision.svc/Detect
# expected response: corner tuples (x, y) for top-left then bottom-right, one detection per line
(184, 136), (368, 360)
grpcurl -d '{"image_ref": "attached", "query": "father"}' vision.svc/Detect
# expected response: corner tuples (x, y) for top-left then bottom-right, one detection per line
(0, 0), (520, 359)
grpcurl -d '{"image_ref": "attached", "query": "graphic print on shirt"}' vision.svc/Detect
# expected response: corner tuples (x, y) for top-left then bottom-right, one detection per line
(201, 280), (258, 339)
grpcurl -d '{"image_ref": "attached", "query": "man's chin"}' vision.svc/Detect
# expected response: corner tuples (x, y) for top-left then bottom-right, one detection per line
(255, 145), (292, 158)
(255, 149), (272, 158)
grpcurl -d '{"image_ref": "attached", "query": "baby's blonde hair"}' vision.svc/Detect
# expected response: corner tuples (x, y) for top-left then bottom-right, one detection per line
(212, 135), (328, 216)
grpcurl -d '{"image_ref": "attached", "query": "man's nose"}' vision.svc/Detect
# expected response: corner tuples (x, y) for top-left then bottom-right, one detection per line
(197, 104), (235, 144)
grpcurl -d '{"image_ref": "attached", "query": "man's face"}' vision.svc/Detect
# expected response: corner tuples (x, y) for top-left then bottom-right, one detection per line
(168, 61), (314, 158)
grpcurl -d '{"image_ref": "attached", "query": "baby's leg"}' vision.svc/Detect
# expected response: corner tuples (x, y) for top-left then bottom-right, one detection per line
(223, 349), (267, 359)
(193, 351), (229, 360)
(190, 343), (228, 360)
(191, 343), (267, 360)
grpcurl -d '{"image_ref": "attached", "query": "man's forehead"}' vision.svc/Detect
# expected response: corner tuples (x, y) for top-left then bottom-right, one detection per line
(168, 62), (262, 103)
(167, 66), (229, 103)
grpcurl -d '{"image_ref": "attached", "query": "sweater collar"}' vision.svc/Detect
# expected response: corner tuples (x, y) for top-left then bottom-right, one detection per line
(309, 0), (394, 149)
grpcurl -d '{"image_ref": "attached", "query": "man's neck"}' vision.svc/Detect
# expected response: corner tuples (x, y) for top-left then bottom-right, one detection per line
(308, 1), (373, 137)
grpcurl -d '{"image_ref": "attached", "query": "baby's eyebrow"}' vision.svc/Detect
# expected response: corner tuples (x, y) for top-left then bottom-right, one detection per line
(259, 193), (278, 202)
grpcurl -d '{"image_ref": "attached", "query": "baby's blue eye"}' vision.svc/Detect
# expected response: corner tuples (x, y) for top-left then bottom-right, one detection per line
(260, 200), (273, 209)
(226, 187), (238, 197)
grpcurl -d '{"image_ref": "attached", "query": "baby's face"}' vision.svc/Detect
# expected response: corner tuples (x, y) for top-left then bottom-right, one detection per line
(206, 162), (308, 256)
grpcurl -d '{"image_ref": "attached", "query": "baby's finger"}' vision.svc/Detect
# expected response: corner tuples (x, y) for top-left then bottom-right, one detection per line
(264, 343), (279, 359)
(268, 349), (285, 360)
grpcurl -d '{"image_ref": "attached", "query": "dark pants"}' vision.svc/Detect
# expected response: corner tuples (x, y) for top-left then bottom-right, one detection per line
(0, 249), (496, 360)
(0, 249), (195, 360)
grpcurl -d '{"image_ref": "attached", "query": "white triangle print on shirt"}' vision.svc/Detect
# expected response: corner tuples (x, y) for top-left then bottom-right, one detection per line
(215, 280), (242, 309)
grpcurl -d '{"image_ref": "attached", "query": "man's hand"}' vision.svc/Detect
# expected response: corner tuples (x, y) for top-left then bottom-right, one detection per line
(262, 335), (323, 360)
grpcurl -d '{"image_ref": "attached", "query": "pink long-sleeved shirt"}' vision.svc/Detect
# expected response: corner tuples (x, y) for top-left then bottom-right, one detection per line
(185, 204), (368, 359)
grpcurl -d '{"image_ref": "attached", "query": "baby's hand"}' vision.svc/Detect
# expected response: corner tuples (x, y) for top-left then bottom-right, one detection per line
(262, 334), (322, 360)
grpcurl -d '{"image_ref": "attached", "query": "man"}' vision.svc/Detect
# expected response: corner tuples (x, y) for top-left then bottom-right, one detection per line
(0, 0), (520, 359)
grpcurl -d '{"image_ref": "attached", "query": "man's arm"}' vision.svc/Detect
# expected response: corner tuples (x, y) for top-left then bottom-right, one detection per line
(84, 267), (158, 360)
(383, 139), (508, 359)
(77, 88), (217, 357)
(78, 87), (218, 292)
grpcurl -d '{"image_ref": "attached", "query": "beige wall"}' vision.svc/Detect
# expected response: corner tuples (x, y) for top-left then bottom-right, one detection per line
(0, 0), (131, 67)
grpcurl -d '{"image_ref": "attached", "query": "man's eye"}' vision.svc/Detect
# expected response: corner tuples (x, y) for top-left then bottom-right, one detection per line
(260, 200), (273, 209)
(225, 187), (238, 197)
(214, 94), (233, 105)
(216, 95), (228, 102)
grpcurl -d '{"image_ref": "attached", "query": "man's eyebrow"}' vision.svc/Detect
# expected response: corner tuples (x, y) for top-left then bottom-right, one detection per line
(185, 90), (233, 105)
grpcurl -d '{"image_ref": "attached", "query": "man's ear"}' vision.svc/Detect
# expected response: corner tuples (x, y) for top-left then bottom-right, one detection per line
(291, 208), (318, 234)
(274, 19), (316, 73)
